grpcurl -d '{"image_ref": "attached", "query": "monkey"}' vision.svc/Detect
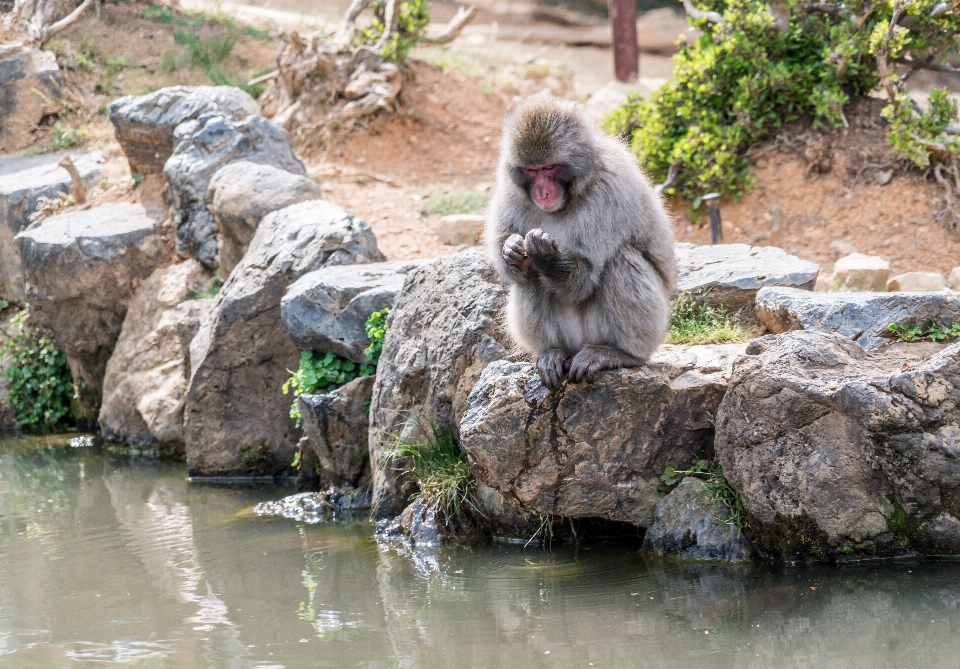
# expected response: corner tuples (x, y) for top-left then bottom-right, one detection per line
(486, 94), (677, 389)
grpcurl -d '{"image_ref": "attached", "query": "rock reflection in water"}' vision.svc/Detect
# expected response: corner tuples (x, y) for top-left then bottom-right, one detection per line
(3, 435), (960, 668)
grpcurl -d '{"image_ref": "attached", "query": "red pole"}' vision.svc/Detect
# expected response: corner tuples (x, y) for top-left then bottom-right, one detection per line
(609, 0), (639, 82)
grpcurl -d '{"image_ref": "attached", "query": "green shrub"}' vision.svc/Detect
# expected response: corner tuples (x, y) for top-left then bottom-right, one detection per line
(888, 321), (960, 343)
(604, 0), (960, 200)
(667, 292), (745, 345)
(358, 0), (430, 62)
(363, 309), (389, 363)
(51, 121), (87, 151)
(2, 313), (75, 433)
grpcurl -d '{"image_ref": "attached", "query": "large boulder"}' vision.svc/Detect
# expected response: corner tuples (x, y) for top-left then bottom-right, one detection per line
(756, 286), (960, 349)
(109, 85), (258, 176)
(16, 203), (164, 409)
(98, 261), (215, 450)
(459, 344), (746, 527)
(715, 331), (960, 560)
(210, 161), (323, 278)
(676, 243), (819, 315)
(297, 374), (376, 488)
(0, 47), (61, 153)
(184, 200), (384, 477)
(368, 250), (510, 519)
(165, 114), (306, 269)
(0, 151), (103, 302)
(282, 260), (425, 363)
(641, 477), (753, 562)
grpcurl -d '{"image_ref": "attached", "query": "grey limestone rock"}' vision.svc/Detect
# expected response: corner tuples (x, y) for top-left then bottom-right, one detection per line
(0, 48), (61, 153)
(165, 114), (306, 268)
(676, 242), (819, 315)
(298, 374), (376, 488)
(210, 161), (323, 277)
(16, 203), (163, 408)
(641, 477), (752, 562)
(253, 489), (373, 522)
(715, 331), (960, 559)
(184, 199), (385, 477)
(459, 344), (746, 527)
(368, 250), (511, 519)
(756, 286), (960, 349)
(0, 151), (103, 302)
(282, 260), (425, 363)
(110, 85), (258, 175)
(99, 261), (215, 450)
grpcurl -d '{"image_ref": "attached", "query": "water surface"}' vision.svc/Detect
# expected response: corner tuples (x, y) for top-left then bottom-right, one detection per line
(1, 434), (959, 668)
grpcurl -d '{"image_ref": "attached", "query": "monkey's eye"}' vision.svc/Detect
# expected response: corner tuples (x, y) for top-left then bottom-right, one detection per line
(520, 164), (562, 179)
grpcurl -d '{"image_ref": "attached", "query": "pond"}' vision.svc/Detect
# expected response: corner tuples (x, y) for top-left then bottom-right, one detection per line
(1, 434), (959, 668)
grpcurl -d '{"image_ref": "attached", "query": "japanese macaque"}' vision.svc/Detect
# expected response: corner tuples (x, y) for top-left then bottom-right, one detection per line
(486, 95), (677, 388)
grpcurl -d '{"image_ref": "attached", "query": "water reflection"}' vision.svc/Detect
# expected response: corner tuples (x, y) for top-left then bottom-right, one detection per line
(1, 435), (960, 668)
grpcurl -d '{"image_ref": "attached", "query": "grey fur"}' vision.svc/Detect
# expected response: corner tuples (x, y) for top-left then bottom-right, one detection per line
(486, 95), (677, 387)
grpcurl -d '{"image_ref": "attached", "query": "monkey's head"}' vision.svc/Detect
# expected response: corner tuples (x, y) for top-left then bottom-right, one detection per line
(503, 95), (595, 213)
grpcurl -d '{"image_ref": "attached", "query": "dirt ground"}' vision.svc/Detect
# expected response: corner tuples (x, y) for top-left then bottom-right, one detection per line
(13, 1), (960, 278)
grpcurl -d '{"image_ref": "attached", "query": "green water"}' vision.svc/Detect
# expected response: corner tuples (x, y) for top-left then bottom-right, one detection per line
(1, 434), (960, 668)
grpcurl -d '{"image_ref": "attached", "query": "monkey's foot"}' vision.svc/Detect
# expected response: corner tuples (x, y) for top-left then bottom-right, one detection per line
(536, 348), (569, 389)
(568, 345), (642, 384)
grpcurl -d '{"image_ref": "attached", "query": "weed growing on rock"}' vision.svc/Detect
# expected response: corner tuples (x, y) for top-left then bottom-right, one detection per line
(51, 122), (87, 151)
(667, 292), (745, 345)
(604, 0), (960, 201)
(662, 458), (744, 528)
(888, 321), (960, 343)
(382, 422), (483, 527)
(363, 309), (389, 363)
(2, 313), (75, 433)
(186, 271), (223, 300)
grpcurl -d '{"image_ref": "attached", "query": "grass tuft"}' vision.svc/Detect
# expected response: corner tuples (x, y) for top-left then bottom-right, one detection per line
(426, 190), (490, 217)
(662, 458), (744, 529)
(666, 292), (745, 345)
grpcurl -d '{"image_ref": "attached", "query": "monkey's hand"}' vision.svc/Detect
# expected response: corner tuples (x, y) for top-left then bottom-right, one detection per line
(525, 229), (572, 283)
(537, 349), (569, 389)
(502, 234), (531, 273)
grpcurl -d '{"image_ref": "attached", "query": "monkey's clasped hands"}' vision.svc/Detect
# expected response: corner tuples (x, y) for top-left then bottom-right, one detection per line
(502, 229), (567, 281)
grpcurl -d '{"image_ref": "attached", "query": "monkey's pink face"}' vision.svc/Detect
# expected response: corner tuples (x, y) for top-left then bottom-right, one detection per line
(521, 164), (565, 212)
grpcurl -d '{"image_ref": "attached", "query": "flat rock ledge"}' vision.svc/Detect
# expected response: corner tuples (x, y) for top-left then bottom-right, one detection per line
(460, 344), (746, 528)
(716, 331), (960, 560)
(756, 287), (960, 349)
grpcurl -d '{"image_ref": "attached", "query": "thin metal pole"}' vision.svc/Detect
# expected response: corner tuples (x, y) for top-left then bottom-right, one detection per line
(609, 0), (638, 83)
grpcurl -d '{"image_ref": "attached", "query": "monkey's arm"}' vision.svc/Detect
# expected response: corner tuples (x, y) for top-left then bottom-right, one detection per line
(525, 229), (596, 301)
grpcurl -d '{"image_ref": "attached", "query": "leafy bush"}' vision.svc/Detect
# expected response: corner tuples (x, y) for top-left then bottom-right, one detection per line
(382, 421), (483, 526)
(2, 313), (75, 433)
(662, 458), (744, 528)
(888, 321), (960, 342)
(363, 309), (389, 363)
(358, 0), (430, 62)
(604, 0), (960, 200)
(667, 292), (745, 344)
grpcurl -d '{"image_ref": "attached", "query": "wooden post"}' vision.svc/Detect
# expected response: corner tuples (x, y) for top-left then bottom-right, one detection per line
(609, 0), (639, 82)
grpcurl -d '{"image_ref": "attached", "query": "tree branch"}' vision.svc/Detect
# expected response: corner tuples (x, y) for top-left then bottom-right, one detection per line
(421, 5), (477, 45)
(874, 0), (905, 104)
(682, 0), (722, 24)
(43, 0), (94, 40)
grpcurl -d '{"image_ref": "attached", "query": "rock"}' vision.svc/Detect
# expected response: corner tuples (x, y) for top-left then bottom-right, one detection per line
(377, 498), (452, 547)
(164, 114), (306, 268)
(209, 161), (323, 278)
(460, 344), (746, 527)
(16, 203), (164, 409)
(368, 250), (510, 519)
(755, 286), (960, 349)
(675, 243), (819, 315)
(887, 272), (949, 292)
(184, 200), (385, 477)
(436, 214), (484, 246)
(715, 331), (960, 559)
(641, 477), (753, 562)
(253, 488), (372, 522)
(0, 313), (21, 429)
(98, 261), (215, 450)
(282, 260), (424, 363)
(831, 253), (890, 292)
(109, 85), (258, 175)
(0, 151), (103, 302)
(0, 47), (60, 153)
(950, 267), (960, 291)
(584, 78), (665, 121)
(297, 375), (376, 488)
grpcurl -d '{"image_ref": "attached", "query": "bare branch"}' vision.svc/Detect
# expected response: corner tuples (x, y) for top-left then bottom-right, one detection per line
(43, 0), (93, 40)
(654, 164), (679, 193)
(0, 42), (24, 58)
(335, 0), (373, 46)
(682, 0), (722, 24)
(247, 70), (278, 86)
(373, 0), (398, 53)
(874, 0), (905, 104)
(57, 155), (86, 205)
(895, 58), (960, 77)
(421, 5), (477, 45)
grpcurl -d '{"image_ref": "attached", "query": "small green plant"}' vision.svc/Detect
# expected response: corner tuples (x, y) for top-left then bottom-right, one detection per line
(363, 309), (389, 363)
(161, 52), (181, 73)
(2, 313), (75, 433)
(662, 458), (744, 528)
(667, 292), (745, 345)
(888, 321), (960, 343)
(283, 351), (375, 420)
(382, 421), (483, 526)
(186, 33), (236, 70)
(244, 25), (271, 40)
(0, 300), (9, 311)
(51, 122), (87, 151)
(426, 190), (490, 217)
(186, 271), (223, 300)
(358, 0), (429, 62)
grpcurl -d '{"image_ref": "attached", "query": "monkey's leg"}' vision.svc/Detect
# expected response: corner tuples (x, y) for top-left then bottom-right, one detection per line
(568, 345), (642, 384)
(536, 348), (569, 389)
